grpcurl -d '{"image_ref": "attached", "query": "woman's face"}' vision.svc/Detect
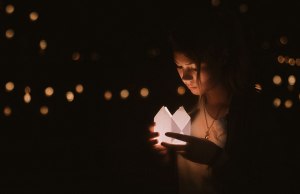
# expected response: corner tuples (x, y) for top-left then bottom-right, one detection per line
(174, 52), (213, 96)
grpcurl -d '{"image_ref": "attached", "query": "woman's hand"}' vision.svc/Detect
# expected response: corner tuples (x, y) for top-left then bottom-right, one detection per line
(162, 132), (225, 165)
(148, 122), (168, 156)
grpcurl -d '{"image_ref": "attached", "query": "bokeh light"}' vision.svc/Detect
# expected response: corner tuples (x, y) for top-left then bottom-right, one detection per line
(24, 93), (31, 103)
(279, 36), (288, 45)
(39, 40), (47, 50)
(104, 91), (112, 100)
(45, 87), (54, 97)
(177, 86), (186, 95)
(5, 29), (15, 39)
(29, 12), (39, 21)
(5, 82), (15, 92)
(66, 91), (74, 102)
(40, 106), (49, 115)
(72, 52), (81, 61)
(273, 98), (281, 108)
(5, 4), (15, 14)
(120, 89), (129, 99)
(75, 84), (84, 93)
(140, 88), (149, 98)
(288, 75), (296, 85)
(284, 99), (293, 108)
(273, 75), (282, 85)
(3, 106), (12, 116)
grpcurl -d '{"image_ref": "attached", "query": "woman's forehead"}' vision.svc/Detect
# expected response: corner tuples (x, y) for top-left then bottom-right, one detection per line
(173, 52), (194, 64)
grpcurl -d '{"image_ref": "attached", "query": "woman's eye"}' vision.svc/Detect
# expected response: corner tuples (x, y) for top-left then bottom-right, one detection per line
(176, 65), (183, 69)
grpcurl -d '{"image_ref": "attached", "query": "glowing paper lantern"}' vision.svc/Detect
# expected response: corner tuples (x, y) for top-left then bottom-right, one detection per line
(154, 106), (191, 145)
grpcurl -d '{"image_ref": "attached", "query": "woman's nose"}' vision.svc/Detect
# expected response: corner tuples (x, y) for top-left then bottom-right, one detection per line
(182, 69), (193, 80)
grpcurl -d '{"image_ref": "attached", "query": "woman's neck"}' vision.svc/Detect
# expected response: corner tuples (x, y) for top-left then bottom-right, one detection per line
(203, 84), (232, 119)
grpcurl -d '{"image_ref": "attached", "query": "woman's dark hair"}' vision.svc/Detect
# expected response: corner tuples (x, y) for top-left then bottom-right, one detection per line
(168, 7), (253, 95)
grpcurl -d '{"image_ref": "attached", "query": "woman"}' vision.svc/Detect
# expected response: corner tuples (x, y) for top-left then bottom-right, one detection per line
(148, 6), (281, 194)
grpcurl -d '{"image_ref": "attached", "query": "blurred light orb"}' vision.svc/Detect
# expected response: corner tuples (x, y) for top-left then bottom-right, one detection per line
(273, 98), (281, 108)
(45, 87), (54, 97)
(75, 84), (84, 93)
(296, 58), (300, 66)
(140, 88), (149, 98)
(40, 106), (49, 115)
(280, 36), (288, 45)
(25, 86), (31, 93)
(5, 81), (15, 92)
(104, 91), (112, 100)
(39, 40), (47, 50)
(120, 89), (129, 99)
(5, 29), (15, 39)
(272, 75), (282, 85)
(29, 12), (39, 21)
(288, 58), (295, 66)
(254, 83), (262, 91)
(277, 55), (285, 64)
(24, 93), (31, 103)
(6, 4), (15, 14)
(177, 86), (186, 95)
(284, 99), (293, 108)
(3, 106), (12, 116)
(288, 75), (296, 85)
(66, 91), (74, 102)
(72, 52), (81, 61)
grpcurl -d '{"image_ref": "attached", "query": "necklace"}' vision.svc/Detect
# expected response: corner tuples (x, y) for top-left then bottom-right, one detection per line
(203, 101), (222, 140)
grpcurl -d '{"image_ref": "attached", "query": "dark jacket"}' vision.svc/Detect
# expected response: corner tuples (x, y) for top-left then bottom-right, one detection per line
(211, 88), (283, 194)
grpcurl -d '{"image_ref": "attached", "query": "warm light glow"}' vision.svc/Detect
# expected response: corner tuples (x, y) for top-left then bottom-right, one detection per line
(45, 87), (54, 97)
(284, 99), (293, 108)
(279, 36), (288, 45)
(239, 4), (248, 13)
(75, 84), (84, 93)
(24, 93), (31, 103)
(5, 82), (15, 92)
(120, 89), (129, 99)
(5, 4), (15, 14)
(25, 86), (31, 93)
(72, 52), (80, 61)
(273, 98), (281, 108)
(140, 88), (149, 98)
(29, 12), (39, 21)
(177, 86), (186, 95)
(288, 75), (296, 85)
(277, 55), (285, 64)
(273, 75), (282, 85)
(39, 40), (47, 50)
(296, 58), (300, 66)
(40, 106), (49, 115)
(3, 106), (12, 116)
(254, 83), (262, 91)
(66, 91), (74, 102)
(288, 58), (295, 66)
(104, 91), (112, 100)
(5, 29), (14, 39)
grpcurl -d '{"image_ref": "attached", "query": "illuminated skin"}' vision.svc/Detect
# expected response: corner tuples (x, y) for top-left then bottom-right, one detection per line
(174, 52), (208, 96)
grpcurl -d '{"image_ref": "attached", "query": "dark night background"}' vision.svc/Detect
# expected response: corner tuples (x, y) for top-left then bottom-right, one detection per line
(0, 0), (299, 193)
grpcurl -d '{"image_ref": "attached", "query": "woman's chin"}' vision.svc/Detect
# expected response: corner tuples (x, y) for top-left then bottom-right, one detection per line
(189, 88), (200, 95)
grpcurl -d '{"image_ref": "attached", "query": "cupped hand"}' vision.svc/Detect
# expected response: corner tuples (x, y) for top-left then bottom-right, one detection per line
(161, 132), (223, 165)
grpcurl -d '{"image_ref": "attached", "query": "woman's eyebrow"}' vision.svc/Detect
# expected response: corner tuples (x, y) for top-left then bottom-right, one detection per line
(174, 60), (194, 65)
